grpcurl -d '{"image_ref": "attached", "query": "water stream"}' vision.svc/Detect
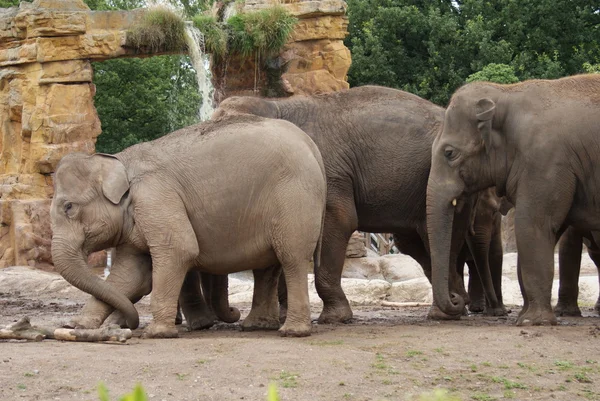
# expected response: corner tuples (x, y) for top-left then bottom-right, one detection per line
(184, 24), (215, 121)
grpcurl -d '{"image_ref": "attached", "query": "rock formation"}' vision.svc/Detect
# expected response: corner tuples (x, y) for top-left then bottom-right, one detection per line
(0, 0), (351, 268)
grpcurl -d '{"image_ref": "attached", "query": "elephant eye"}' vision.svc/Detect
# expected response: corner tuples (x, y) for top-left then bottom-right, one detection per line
(444, 146), (458, 161)
(64, 202), (73, 214)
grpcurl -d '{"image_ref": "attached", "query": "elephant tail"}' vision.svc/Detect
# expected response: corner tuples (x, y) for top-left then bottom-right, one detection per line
(313, 209), (324, 274)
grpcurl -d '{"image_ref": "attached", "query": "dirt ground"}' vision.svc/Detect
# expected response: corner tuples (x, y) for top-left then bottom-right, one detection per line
(1, 286), (600, 401)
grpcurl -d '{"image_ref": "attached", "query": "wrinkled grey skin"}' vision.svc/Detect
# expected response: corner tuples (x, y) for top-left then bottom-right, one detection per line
(211, 86), (506, 322)
(103, 271), (240, 331)
(555, 227), (600, 317)
(463, 188), (506, 315)
(50, 115), (326, 338)
(427, 74), (600, 326)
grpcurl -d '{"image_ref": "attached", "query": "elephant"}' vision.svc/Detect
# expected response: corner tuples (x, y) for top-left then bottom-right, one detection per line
(102, 271), (241, 331)
(211, 85), (506, 322)
(461, 188), (506, 315)
(555, 227), (600, 316)
(426, 74), (600, 326)
(50, 114), (326, 338)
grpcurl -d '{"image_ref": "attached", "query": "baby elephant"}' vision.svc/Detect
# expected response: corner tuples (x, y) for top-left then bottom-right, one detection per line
(50, 115), (326, 338)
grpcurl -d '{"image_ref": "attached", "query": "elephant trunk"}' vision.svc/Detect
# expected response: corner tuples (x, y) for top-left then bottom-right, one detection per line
(52, 238), (139, 329)
(203, 273), (241, 323)
(426, 180), (465, 318)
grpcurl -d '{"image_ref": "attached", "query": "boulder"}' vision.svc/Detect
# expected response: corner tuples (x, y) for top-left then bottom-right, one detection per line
(345, 231), (367, 258)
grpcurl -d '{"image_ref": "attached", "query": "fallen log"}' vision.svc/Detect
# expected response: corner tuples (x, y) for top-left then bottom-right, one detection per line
(0, 317), (131, 343)
(0, 317), (46, 341)
(53, 327), (132, 343)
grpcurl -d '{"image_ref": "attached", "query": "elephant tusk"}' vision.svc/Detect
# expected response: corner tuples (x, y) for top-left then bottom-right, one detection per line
(452, 199), (457, 206)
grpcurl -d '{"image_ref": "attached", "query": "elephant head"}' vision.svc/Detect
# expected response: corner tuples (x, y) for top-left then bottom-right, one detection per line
(50, 153), (139, 329)
(427, 83), (509, 317)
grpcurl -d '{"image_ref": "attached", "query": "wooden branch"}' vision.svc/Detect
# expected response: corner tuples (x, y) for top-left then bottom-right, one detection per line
(53, 327), (132, 343)
(0, 317), (131, 343)
(0, 317), (46, 341)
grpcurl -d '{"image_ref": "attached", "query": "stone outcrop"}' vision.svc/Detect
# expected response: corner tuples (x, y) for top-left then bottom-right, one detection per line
(0, 0), (351, 269)
(0, 0), (150, 268)
(213, 0), (351, 101)
(345, 231), (367, 258)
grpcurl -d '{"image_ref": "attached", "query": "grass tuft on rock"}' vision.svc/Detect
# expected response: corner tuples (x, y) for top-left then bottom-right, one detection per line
(192, 14), (228, 58)
(127, 7), (187, 53)
(227, 6), (297, 58)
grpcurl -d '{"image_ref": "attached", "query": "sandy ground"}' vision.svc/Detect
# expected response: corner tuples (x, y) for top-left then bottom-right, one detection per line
(1, 269), (600, 401)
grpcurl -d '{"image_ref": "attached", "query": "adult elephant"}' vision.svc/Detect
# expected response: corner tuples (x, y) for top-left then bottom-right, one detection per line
(50, 115), (326, 338)
(426, 74), (600, 326)
(555, 227), (600, 317)
(212, 86), (506, 322)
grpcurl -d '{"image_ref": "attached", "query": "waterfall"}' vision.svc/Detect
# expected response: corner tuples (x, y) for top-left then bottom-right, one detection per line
(183, 24), (215, 121)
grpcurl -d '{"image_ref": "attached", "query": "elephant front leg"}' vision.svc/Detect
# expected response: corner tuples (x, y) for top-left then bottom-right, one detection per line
(555, 227), (583, 317)
(69, 248), (152, 329)
(241, 265), (281, 331)
(515, 212), (558, 326)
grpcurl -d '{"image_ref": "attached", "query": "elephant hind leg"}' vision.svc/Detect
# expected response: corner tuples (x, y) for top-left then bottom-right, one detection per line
(466, 260), (485, 313)
(585, 242), (600, 315)
(180, 271), (216, 331)
(241, 265), (281, 331)
(315, 197), (356, 324)
(555, 227), (583, 317)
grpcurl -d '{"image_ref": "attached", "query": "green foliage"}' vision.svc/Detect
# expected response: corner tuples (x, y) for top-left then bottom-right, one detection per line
(226, 6), (297, 58)
(583, 62), (600, 74)
(93, 55), (201, 154)
(98, 382), (148, 401)
(84, 0), (145, 11)
(192, 14), (228, 57)
(167, 0), (209, 17)
(126, 7), (187, 53)
(0, 0), (19, 8)
(466, 63), (519, 84)
(346, 0), (600, 105)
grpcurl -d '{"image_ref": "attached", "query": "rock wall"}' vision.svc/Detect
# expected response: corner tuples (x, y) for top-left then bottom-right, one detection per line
(0, 0), (351, 268)
(0, 0), (156, 268)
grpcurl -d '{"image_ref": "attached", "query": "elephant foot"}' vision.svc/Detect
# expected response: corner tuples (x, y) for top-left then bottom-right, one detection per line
(554, 302), (582, 317)
(241, 315), (280, 331)
(103, 311), (129, 328)
(279, 322), (312, 337)
(468, 300), (485, 314)
(65, 315), (103, 329)
(217, 307), (242, 324)
(516, 307), (558, 326)
(317, 300), (353, 324)
(187, 315), (216, 331)
(483, 305), (509, 317)
(279, 305), (288, 324)
(141, 323), (179, 339)
(427, 304), (462, 321)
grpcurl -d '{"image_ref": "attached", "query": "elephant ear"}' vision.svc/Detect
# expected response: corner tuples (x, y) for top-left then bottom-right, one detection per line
(476, 98), (496, 153)
(94, 153), (130, 205)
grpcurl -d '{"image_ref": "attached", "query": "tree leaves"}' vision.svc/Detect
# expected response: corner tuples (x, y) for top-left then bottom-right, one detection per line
(346, 0), (600, 105)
